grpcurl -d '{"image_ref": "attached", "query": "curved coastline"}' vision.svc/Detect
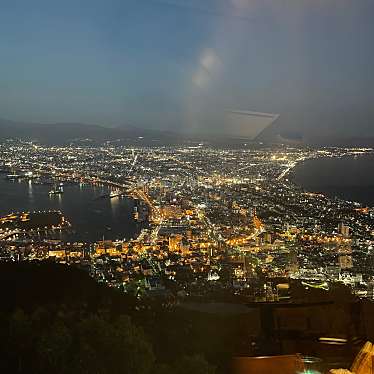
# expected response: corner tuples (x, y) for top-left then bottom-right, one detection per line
(290, 153), (374, 207)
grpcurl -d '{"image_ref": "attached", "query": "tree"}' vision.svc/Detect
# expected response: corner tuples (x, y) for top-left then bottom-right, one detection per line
(36, 319), (72, 374)
(74, 314), (154, 374)
(8, 309), (35, 373)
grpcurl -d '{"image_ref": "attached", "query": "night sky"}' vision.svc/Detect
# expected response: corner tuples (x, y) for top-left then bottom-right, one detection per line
(1, 0), (374, 137)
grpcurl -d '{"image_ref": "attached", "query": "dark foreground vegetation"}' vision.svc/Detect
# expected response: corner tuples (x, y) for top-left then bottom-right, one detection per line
(3, 261), (374, 373)
(0, 261), (245, 374)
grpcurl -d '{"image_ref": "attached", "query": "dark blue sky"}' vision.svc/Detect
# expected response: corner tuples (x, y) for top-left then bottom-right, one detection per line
(1, 0), (374, 137)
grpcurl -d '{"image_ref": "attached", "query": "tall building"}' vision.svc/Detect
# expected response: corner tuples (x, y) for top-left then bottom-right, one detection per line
(339, 255), (353, 270)
(367, 280), (374, 300)
(338, 222), (350, 237)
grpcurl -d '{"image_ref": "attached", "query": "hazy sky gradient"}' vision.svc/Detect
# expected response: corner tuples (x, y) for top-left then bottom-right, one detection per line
(1, 0), (374, 137)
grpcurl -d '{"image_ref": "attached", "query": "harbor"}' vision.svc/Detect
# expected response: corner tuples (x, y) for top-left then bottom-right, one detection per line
(0, 175), (146, 243)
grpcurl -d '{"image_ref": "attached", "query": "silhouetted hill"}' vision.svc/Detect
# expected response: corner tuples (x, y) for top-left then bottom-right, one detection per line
(2, 117), (374, 147)
(0, 118), (147, 145)
(258, 119), (374, 147)
(0, 261), (136, 314)
(0, 118), (257, 146)
(0, 262), (233, 373)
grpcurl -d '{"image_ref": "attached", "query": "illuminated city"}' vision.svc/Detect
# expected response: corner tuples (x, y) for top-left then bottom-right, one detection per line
(1, 142), (374, 303)
(2, 0), (374, 372)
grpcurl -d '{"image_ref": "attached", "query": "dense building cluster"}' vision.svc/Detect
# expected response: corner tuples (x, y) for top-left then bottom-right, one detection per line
(1, 141), (374, 302)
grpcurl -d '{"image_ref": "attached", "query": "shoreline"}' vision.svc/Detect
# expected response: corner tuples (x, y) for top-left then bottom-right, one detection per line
(289, 153), (374, 207)
(0, 175), (141, 243)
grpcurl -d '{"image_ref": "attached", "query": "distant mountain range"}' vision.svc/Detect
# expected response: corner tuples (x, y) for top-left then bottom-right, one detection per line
(0, 118), (273, 146)
(0, 118), (186, 146)
(1, 117), (374, 147)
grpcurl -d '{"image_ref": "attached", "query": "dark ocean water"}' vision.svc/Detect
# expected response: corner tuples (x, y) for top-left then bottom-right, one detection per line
(0, 176), (139, 242)
(292, 153), (374, 207)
